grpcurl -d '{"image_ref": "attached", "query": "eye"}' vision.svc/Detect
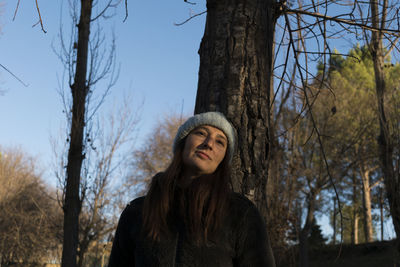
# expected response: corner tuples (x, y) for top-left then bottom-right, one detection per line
(194, 130), (206, 136)
(216, 139), (226, 147)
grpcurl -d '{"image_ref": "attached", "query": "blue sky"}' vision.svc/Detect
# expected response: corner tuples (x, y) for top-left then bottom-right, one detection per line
(0, 0), (206, 185)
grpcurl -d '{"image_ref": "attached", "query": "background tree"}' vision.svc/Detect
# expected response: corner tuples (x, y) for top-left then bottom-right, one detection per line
(324, 46), (382, 243)
(0, 147), (63, 265)
(324, 45), (400, 245)
(272, 4), (400, 264)
(308, 219), (327, 249)
(128, 113), (187, 195)
(60, 0), (96, 265)
(284, 93), (346, 267)
(331, 204), (370, 244)
(53, 100), (140, 267)
(263, 41), (399, 265)
(363, 1), (400, 262)
(290, 45), (397, 264)
(55, 0), (125, 266)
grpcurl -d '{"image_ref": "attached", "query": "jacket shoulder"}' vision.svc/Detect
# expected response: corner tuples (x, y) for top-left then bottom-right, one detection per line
(227, 192), (267, 232)
(116, 196), (145, 224)
(228, 193), (274, 266)
(228, 192), (257, 212)
(128, 195), (146, 207)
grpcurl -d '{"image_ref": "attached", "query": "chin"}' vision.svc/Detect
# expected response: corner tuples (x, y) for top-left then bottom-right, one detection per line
(184, 158), (217, 177)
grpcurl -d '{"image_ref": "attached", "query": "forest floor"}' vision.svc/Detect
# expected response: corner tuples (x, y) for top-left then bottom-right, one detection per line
(308, 240), (398, 267)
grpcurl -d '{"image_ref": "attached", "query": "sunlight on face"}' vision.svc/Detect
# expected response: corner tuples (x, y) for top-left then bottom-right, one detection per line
(182, 125), (228, 178)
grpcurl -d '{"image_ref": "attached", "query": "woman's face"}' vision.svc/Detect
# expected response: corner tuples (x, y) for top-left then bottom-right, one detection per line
(182, 125), (228, 178)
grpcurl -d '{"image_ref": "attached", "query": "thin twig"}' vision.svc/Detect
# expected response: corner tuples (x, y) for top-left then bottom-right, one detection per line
(184, 0), (196, 5)
(0, 63), (29, 87)
(174, 10), (206, 26)
(286, 8), (400, 36)
(34, 0), (47, 33)
(294, 50), (361, 62)
(123, 0), (128, 22)
(91, 0), (115, 22)
(13, 0), (21, 20)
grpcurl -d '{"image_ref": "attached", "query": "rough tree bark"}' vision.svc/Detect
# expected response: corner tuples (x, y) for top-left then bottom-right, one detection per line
(61, 1), (93, 266)
(194, 0), (277, 266)
(195, 0), (274, 213)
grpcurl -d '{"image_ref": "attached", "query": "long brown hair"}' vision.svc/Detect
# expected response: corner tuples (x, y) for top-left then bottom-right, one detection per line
(142, 139), (231, 244)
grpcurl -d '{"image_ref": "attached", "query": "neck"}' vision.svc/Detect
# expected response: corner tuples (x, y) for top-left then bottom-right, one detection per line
(179, 169), (201, 187)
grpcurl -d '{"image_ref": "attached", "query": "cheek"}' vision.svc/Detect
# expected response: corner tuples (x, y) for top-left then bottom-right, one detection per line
(216, 149), (227, 164)
(182, 137), (196, 161)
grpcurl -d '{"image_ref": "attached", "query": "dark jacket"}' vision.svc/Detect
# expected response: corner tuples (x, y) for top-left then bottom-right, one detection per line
(108, 192), (274, 267)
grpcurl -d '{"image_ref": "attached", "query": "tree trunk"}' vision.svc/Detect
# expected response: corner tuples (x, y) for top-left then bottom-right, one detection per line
(354, 214), (359, 245)
(370, 0), (400, 263)
(351, 172), (358, 245)
(61, 1), (93, 267)
(77, 239), (89, 267)
(360, 167), (374, 242)
(195, 0), (276, 216)
(332, 197), (336, 245)
(380, 185), (384, 241)
(194, 1), (277, 265)
(299, 191), (317, 267)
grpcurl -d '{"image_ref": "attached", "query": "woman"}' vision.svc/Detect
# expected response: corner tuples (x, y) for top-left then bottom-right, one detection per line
(108, 111), (274, 267)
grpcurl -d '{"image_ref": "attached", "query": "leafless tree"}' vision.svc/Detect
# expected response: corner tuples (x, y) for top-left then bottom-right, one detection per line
(53, 99), (140, 266)
(0, 147), (63, 265)
(77, 100), (140, 267)
(128, 113), (187, 196)
(54, 0), (126, 266)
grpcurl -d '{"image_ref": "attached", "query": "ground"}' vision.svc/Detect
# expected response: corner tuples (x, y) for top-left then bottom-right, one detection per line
(278, 240), (398, 267)
(309, 240), (397, 267)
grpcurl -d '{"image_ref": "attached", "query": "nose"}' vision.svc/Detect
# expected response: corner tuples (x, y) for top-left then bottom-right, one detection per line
(200, 136), (214, 149)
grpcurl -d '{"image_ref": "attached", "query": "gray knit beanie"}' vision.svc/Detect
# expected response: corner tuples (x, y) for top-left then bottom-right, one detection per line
(173, 111), (236, 162)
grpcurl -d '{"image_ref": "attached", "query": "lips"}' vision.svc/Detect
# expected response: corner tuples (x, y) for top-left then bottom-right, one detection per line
(196, 151), (211, 160)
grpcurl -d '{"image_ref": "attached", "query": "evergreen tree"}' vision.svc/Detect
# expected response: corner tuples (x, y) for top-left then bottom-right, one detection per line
(309, 219), (328, 248)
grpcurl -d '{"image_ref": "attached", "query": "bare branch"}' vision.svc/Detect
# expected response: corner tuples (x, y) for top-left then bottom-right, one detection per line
(286, 8), (400, 37)
(91, 0), (122, 22)
(34, 0), (47, 33)
(123, 0), (128, 22)
(13, 0), (21, 21)
(184, 0), (196, 5)
(371, 177), (384, 189)
(0, 63), (29, 87)
(174, 10), (207, 26)
(13, 0), (47, 33)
